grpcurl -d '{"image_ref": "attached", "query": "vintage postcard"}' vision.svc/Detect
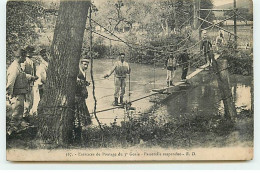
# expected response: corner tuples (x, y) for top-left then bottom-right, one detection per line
(6, 0), (253, 161)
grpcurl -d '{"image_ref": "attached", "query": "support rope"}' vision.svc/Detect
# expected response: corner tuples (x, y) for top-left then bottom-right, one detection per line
(89, 6), (103, 131)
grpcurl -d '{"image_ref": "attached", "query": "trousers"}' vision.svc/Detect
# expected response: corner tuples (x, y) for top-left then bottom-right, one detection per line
(114, 77), (126, 98)
(31, 85), (41, 115)
(166, 69), (175, 82)
(181, 64), (189, 80)
(8, 94), (25, 132)
(204, 52), (212, 64)
(24, 86), (33, 116)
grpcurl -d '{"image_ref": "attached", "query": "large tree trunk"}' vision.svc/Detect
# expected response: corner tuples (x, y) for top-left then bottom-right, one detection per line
(38, 0), (91, 145)
(212, 57), (237, 120)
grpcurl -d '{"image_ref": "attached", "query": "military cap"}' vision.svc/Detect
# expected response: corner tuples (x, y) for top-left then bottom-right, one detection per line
(81, 58), (90, 63)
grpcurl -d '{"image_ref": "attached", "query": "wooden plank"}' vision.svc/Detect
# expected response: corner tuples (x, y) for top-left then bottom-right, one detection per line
(152, 54), (220, 94)
(187, 54), (220, 79)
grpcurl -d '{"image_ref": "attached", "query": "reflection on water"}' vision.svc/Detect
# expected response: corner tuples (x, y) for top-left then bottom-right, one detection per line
(86, 59), (252, 125)
(164, 73), (252, 117)
(233, 85), (251, 110)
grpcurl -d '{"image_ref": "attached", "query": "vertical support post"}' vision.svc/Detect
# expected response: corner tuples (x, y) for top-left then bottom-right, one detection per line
(234, 0), (237, 48)
(198, 0), (201, 40)
(193, 0), (199, 29)
(212, 55), (237, 120)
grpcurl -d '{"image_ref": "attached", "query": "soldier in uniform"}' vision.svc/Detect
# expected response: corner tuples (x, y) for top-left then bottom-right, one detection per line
(31, 49), (49, 116)
(6, 48), (37, 135)
(165, 55), (177, 87)
(215, 30), (225, 51)
(178, 49), (189, 82)
(200, 30), (213, 66)
(73, 58), (92, 142)
(22, 46), (37, 117)
(104, 53), (131, 106)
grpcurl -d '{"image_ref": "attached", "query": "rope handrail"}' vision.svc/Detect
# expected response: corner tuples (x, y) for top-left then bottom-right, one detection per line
(88, 10), (214, 56)
(89, 6), (103, 131)
(88, 17), (200, 55)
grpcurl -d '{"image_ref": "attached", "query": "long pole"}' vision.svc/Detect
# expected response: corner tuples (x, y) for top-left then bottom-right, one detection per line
(128, 73), (131, 103)
(234, 0), (237, 49)
(89, 5), (103, 131)
(197, 17), (239, 38)
(198, 0), (201, 40)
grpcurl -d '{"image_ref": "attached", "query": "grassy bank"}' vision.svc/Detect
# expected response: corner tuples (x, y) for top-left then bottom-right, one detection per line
(7, 108), (253, 149)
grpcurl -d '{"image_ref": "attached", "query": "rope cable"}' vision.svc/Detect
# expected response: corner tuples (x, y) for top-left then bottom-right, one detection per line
(89, 6), (103, 131)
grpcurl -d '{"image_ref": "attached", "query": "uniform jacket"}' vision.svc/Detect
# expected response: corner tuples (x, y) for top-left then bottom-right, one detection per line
(165, 57), (177, 67)
(6, 60), (32, 95)
(107, 61), (130, 78)
(201, 39), (212, 54)
(22, 57), (35, 76)
(35, 59), (48, 86)
(178, 52), (189, 68)
(75, 67), (89, 99)
(216, 36), (224, 45)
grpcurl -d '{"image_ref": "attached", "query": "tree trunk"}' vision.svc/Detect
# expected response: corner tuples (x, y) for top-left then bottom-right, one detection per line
(37, 0), (91, 145)
(212, 57), (237, 120)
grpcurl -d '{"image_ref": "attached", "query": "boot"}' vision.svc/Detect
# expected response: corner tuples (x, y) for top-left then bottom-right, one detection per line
(120, 96), (124, 104)
(113, 97), (118, 106)
(170, 81), (174, 86)
(167, 81), (170, 87)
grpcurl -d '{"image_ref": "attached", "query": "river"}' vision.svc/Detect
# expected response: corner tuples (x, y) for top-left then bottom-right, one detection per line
(85, 59), (252, 125)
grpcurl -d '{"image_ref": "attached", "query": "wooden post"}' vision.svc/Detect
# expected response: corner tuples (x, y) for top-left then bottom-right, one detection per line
(193, 0), (198, 29)
(234, 0), (237, 48)
(212, 55), (237, 120)
(198, 0), (201, 40)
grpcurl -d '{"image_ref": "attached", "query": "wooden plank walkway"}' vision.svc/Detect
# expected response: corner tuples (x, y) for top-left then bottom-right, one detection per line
(152, 54), (220, 94)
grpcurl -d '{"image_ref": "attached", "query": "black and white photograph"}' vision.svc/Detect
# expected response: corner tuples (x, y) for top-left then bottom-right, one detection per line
(6, 0), (253, 161)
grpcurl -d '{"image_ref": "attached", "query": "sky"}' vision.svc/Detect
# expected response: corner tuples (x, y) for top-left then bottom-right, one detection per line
(213, 0), (235, 7)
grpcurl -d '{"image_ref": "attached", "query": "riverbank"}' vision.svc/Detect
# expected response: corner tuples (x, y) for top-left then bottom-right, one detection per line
(6, 63), (253, 149)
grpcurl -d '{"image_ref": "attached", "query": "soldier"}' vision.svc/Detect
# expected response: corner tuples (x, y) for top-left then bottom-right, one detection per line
(74, 58), (92, 142)
(22, 46), (37, 117)
(200, 30), (213, 66)
(104, 53), (131, 106)
(31, 49), (49, 116)
(165, 55), (177, 87)
(178, 49), (189, 82)
(36, 49), (49, 98)
(215, 30), (225, 51)
(6, 48), (37, 135)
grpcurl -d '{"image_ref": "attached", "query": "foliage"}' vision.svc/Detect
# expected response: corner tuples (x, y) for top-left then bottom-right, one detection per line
(80, 110), (247, 148)
(224, 8), (253, 21)
(7, 105), (253, 149)
(6, 1), (44, 63)
(93, 0), (194, 35)
(220, 41), (253, 76)
(200, 0), (215, 28)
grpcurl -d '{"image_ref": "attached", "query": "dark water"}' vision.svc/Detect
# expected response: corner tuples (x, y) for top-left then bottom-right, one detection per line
(162, 71), (252, 118)
(87, 59), (252, 125)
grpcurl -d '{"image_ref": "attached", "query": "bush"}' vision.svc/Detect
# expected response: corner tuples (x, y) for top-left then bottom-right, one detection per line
(220, 41), (253, 76)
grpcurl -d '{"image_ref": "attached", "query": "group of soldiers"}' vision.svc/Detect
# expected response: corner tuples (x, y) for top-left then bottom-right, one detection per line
(6, 45), (49, 135)
(164, 29), (225, 87)
(6, 29), (225, 136)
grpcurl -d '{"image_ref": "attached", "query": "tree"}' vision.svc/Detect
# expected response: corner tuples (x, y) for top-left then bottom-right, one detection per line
(200, 0), (215, 28)
(224, 8), (253, 22)
(6, 1), (43, 64)
(37, 0), (91, 145)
